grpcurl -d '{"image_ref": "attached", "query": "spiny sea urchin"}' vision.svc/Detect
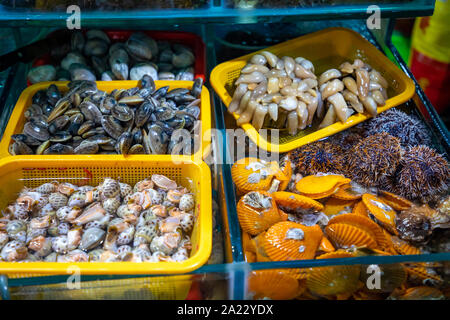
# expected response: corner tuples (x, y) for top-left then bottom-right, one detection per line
(365, 108), (432, 147)
(346, 132), (402, 187)
(393, 145), (449, 203)
(288, 140), (344, 176)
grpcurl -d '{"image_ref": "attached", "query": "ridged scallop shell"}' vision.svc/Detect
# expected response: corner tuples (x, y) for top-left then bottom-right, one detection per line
(325, 223), (378, 249)
(394, 287), (444, 300)
(241, 231), (256, 253)
(332, 183), (364, 200)
(272, 191), (324, 212)
(360, 262), (407, 293)
(279, 155), (292, 191)
(237, 191), (283, 236)
(231, 157), (283, 194)
(379, 191), (413, 211)
(352, 201), (369, 217)
(264, 221), (323, 261)
(253, 231), (271, 262)
(296, 174), (351, 199)
(362, 194), (397, 234)
(307, 251), (360, 296)
(328, 213), (388, 249)
(390, 236), (421, 255)
(318, 236), (335, 253)
(323, 198), (356, 217)
(247, 270), (303, 300)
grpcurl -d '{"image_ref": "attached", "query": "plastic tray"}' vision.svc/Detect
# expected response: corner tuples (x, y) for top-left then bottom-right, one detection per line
(28, 29), (206, 86)
(0, 80), (211, 161)
(0, 155), (212, 276)
(210, 27), (416, 153)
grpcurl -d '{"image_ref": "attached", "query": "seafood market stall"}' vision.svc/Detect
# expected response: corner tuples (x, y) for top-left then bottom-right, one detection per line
(0, 0), (448, 300)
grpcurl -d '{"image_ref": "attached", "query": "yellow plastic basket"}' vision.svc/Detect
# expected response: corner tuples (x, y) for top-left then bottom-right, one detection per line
(210, 27), (416, 153)
(0, 155), (212, 276)
(0, 80), (211, 162)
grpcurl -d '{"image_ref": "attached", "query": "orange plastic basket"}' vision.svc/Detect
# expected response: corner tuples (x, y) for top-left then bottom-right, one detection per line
(0, 80), (211, 162)
(0, 155), (212, 276)
(210, 27), (416, 153)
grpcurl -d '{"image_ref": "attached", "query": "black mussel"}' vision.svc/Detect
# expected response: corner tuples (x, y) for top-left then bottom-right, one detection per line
(9, 141), (33, 155)
(49, 115), (70, 134)
(49, 131), (72, 143)
(67, 113), (84, 135)
(152, 86), (169, 100)
(173, 94), (196, 104)
(32, 90), (48, 106)
(43, 143), (74, 155)
(101, 115), (123, 140)
(36, 140), (51, 155)
(77, 120), (95, 136)
(23, 122), (50, 141)
(99, 96), (116, 115)
(75, 141), (99, 154)
(115, 132), (133, 155)
(79, 101), (102, 124)
(111, 104), (134, 122)
(140, 74), (156, 92)
(46, 84), (61, 104)
(129, 144), (145, 154)
(134, 101), (153, 128)
(191, 77), (203, 98)
(24, 104), (43, 120)
(166, 88), (189, 99)
(11, 134), (41, 146)
(131, 127), (143, 145)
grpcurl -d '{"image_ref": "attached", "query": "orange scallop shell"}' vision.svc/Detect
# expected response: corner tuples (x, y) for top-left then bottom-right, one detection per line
(396, 286), (444, 300)
(307, 251), (360, 296)
(252, 231), (271, 262)
(360, 262), (407, 293)
(362, 193), (398, 234)
(296, 174), (351, 196)
(379, 191), (413, 211)
(390, 236), (421, 255)
(352, 201), (369, 217)
(272, 191), (324, 212)
(332, 183), (364, 201)
(318, 236), (335, 254)
(264, 221), (323, 261)
(325, 223), (378, 249)
(328, 213), (388, 249)
(244, 251), (256, 263)
(323, 197), (357, 217)
(241, 231), (256, 253)
(231, 157), (281, 194)
(237, 191), (283, 236)
(279, 155), (293, 191)
(247, 270), (302, 300)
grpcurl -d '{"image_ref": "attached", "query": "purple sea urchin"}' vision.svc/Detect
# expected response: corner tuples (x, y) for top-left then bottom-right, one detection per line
(346, 132), (402, 187)
(288, 141), (344, 176)
(393, 145), (449, 203)
(365, 108), (432, 147)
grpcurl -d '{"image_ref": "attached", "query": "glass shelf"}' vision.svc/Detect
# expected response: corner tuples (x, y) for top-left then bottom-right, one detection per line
(0, 0), (435, 27)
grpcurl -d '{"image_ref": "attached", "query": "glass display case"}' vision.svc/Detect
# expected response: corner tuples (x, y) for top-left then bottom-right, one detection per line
(0, 0), (448, 300)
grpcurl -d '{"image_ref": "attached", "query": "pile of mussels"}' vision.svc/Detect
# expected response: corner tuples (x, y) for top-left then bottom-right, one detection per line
(10, 76), (202, 155)
(27, 30), (197, 84)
